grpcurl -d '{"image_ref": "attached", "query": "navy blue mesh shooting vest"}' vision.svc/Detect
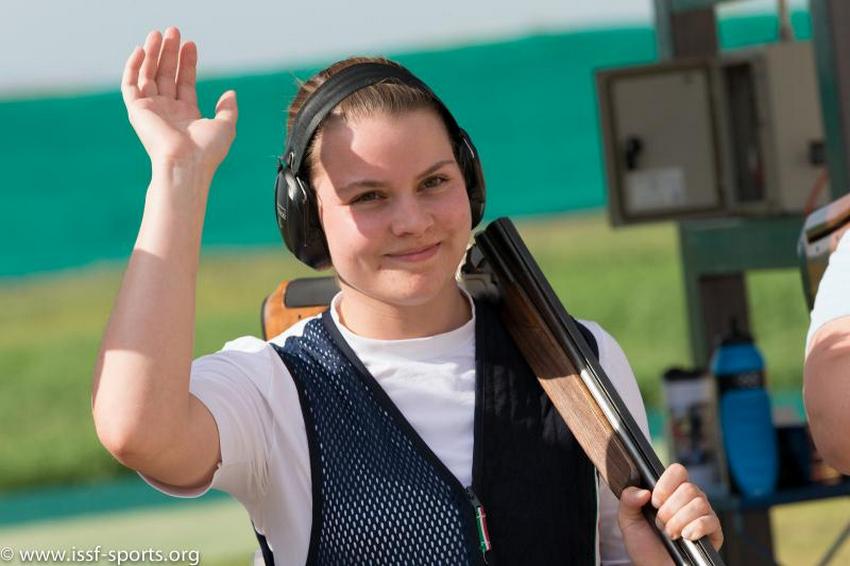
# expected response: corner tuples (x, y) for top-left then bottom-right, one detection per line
(266, 299), (598, 565)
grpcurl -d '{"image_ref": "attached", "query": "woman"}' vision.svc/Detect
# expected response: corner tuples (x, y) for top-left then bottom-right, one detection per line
(93, 27), (723, 565)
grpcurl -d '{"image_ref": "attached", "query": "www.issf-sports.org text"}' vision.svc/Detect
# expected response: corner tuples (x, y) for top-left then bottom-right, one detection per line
(1, 545), (200, 565)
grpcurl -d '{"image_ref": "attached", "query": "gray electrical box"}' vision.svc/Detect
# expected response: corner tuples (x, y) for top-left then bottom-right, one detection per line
(597, 41), (826, 225)
(598, 61), (727, 224)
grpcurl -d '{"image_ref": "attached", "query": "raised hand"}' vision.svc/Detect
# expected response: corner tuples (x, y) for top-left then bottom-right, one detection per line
(122, 27), (237, 177)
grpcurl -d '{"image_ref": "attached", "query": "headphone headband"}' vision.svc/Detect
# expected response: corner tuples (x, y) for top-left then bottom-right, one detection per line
(285, 62), (461, 174)
(275, 60), (485, 270)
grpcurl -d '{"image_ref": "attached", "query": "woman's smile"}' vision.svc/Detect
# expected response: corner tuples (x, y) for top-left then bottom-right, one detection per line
(385, 242), (441, 262)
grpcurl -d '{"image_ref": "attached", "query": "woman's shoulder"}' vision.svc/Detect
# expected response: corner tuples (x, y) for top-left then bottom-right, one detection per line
(204, 310), (323, 358)
(573, 318), (633, 380)
(576, 318), (650, 437)
(267, 311), (322, 348)
(575, 319), (621, 359)
(190, 312), (324, 394)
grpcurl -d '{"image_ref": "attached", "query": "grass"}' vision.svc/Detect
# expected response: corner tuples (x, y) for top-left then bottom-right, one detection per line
(772, 497), (850, 564)
(0, 211), (811, 491)
(0, 498), (258, 565)
(0, 487), (845, 565)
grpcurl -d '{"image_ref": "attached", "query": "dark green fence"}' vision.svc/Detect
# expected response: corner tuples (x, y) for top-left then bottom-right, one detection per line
(0, 12), (810, 277)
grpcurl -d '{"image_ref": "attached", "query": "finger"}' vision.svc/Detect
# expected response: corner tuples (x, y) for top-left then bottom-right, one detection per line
(215, 90), (238, 126)
(656, 481), (704, 525)
(121, 46), (144, 105)
(681, 514), (724, 550)
(651, 462), (689, 509)
(176, 41), (198, 106)
(139, 30), (163, 97)
(618, 487), (651, 523)
(660, 493), (712, 540)
(155, 27), (181, 98)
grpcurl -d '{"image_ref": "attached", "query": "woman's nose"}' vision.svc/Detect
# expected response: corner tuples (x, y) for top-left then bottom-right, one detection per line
(390, 194), (434, 236)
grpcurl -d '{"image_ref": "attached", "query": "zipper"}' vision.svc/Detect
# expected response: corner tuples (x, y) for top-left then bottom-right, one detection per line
(465, 486), (492, 563)
(468, 302), (491, 564)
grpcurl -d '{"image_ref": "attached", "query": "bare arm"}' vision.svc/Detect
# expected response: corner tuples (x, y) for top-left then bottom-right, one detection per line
(804, 226), (850, 474)
(805, 317), (850, 473)
(92, 27), (238, 488)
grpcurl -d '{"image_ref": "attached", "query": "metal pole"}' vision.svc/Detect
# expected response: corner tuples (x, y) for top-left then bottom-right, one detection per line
(777, 0), (794, 42)
(811, 0), (850, 198)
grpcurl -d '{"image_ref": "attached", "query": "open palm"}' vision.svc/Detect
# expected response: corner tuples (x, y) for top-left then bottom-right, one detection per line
(122, 28), (237, 175)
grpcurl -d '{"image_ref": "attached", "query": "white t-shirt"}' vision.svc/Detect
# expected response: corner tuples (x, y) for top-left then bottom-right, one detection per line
(142, 290), (650, 565)
(807, 231), (850, 349)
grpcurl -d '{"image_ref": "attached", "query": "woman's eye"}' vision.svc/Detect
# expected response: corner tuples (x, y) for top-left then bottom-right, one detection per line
(351, 191), (381, 204)
(422, 175), (448, 189)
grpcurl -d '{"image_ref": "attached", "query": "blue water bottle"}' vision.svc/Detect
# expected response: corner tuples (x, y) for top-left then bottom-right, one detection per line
(710, 319), (778, 497)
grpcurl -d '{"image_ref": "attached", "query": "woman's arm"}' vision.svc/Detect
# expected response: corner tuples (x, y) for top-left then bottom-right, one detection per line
(804, 231), (850, 473)
(804, 321), (850, 473)
(91, 27), (238, 489)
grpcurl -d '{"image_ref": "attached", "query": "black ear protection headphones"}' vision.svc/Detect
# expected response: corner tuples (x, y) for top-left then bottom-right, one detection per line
(274, 61), (486, 270)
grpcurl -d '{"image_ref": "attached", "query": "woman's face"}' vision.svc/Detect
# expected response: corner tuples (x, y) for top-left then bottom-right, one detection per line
(311, 107), (473, 308)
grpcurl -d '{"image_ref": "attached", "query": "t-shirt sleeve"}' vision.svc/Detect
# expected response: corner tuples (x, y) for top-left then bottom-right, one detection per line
(581, 320), (651, 565)
(807, 231), (850, 351)
(138, 336), (277, 507)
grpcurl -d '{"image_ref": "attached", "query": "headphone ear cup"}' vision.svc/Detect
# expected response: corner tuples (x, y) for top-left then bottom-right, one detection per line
(274, 168), (293, 240)
(274, 167), (303, 255)
(300, 177), (333, 270)
(456, 129), (486, 228)
(275, 167), (332, 270)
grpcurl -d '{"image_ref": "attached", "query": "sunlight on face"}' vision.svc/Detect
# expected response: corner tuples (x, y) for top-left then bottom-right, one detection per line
(311, 108), (473, 308)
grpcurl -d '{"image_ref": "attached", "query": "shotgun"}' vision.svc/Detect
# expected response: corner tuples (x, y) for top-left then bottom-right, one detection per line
(464, 217), (725, 566)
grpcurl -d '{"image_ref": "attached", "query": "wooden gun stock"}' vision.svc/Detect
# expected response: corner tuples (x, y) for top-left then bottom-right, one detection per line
(261, 277), (339, 339)
(498, 281), (641, 494)
(468, 218), (724, 566)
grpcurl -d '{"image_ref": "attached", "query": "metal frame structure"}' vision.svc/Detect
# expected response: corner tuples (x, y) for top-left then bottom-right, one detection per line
(651, 0), (850, 563)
